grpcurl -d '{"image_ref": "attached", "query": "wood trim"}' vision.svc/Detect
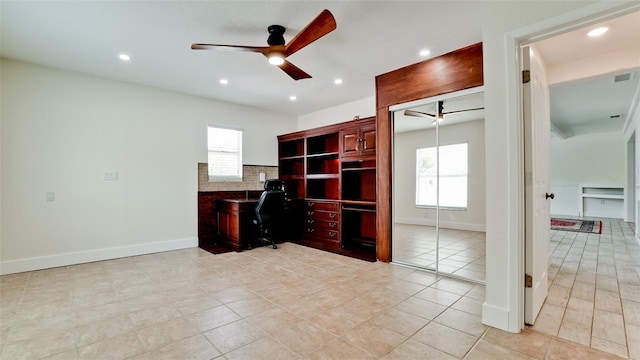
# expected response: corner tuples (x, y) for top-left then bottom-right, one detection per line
(376, 107), (392, 262)
(376, 43), (484, 109)
(375, 42), (484, 263)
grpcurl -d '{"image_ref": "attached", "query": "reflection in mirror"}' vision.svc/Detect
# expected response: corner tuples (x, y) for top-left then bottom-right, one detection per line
(392, 89), (486, 283)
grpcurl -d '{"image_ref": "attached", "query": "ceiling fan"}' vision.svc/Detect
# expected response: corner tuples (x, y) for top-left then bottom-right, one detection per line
(404, 101), (484, 124)
(191, 9), (336, 80)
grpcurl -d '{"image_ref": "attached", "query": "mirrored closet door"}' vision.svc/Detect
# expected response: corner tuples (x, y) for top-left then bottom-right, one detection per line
(391, 87), (486, 283)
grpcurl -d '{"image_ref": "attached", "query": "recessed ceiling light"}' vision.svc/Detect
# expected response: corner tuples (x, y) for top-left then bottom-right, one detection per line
(587, 27), (608, 37)
(334, 78), (343, 85)
(219, 79), (228, 85)
(419, 49), (431, 57)
(289, 95), (297, 101)
(119, 53), (130, 61)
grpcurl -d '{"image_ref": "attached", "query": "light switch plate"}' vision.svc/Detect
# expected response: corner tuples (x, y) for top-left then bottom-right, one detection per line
(259, 172), (266, 182)
(46, 192), (55, 202)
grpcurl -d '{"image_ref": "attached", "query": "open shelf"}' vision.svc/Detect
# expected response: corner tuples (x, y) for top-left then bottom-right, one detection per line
(580, 184), (625, 219)
(281, 178), (303, 199)
(279, 138), (304, 158)
(307, 133), (339, 155)
(307, 154), (339, 175)
(341, 204), (376, 249)
(307, 178), (339, 200)
(279, 158), (304, 177)
(342, 168), (376, 202)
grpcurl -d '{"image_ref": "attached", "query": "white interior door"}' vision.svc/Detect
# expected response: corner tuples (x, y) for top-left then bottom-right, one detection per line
(523, 44), (551, 325)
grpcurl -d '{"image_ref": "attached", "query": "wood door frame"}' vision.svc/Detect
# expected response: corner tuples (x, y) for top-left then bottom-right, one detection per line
(374, 43), (484, 262)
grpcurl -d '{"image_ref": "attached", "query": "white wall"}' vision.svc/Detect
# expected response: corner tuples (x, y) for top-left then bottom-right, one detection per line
(394, 120), (486, 231)
(0, 59), (297, 274)
(298, 96), (375, 130)
(550, 133), (626, 216)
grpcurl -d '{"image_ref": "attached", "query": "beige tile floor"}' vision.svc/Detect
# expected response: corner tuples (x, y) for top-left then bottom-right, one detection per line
(533, 217), (639, 359)
(0, 239), (632, 359)
(393, 224), (486, 282)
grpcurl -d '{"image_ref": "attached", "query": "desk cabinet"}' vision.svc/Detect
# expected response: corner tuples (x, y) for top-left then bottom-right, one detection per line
(305, 200), (340, 246)
(216, 199), (258, 251)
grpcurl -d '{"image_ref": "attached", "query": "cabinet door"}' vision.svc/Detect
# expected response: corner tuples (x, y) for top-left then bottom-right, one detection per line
(340, 127), (360, 158)
(360, 124), (376, 157)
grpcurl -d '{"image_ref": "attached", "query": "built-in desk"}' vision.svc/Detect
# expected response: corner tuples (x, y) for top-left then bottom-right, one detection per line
(216, 199), (259, 251)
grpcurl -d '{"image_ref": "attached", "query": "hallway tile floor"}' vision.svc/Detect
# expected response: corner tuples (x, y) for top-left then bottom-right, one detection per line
(0, 228), (635, 359)
(533, 218), (639, 359)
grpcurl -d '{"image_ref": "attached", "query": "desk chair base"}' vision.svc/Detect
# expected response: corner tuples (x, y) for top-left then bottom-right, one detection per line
(249, 223), (278, 250)
(247, 237), (277, 250)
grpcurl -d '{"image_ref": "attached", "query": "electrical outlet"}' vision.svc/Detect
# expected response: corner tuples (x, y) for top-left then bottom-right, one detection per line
(104, 170), (118, 180)
(259, 172), (266, 182)
(46, 192), (55, 202)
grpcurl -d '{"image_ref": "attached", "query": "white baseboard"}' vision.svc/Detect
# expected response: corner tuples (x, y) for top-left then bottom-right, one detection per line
(395, 217), (486, 232)
(482, 302), (514, 332)
(0, 237), (198, 275)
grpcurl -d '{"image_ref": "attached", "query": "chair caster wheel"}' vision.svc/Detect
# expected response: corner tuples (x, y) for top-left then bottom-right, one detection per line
(273, 244), (278, 249)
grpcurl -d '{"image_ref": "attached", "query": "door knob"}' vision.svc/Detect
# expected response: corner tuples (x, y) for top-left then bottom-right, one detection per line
(545, 193), (555, 199)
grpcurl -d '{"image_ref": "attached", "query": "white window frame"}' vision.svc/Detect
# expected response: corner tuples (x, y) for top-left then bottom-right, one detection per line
(207, 125), (243, 182)
(416, 142), (468, 209)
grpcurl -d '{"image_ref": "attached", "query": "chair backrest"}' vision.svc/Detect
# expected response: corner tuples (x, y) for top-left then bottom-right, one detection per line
(255, 179), (286, 226)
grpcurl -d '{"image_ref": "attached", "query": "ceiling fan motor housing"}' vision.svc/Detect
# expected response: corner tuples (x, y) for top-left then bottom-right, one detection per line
(267, 25), (286, 46)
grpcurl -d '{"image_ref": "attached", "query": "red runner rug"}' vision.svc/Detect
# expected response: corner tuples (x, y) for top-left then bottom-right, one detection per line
(550, 218), (602, 234)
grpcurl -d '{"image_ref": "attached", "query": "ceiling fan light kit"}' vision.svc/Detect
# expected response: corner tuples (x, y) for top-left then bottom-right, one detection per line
(191, 9), (337, 80)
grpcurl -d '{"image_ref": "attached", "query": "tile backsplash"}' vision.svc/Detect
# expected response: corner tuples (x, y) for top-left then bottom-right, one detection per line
(198, 163), (279, 191)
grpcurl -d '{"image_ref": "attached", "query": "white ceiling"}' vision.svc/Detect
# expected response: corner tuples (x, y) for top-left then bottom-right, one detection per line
(0, 1), (483, 116)
(2, 2), (638, 134)
(535, 11), (640, 138)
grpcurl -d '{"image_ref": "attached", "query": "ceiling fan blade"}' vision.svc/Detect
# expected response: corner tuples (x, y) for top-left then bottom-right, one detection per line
(191, 43), (271, 54)
(284, 9), (336, 56)
(441, 107), (485, 115)
(404, 109), (436, 118)
(278, 60), (312, 80)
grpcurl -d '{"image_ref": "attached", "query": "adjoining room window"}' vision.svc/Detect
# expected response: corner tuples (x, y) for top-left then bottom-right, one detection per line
(208, 126), (243, 181)
(416, 143), (468, 208)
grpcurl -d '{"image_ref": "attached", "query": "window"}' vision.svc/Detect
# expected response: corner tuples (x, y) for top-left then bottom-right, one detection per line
(208, 126), (243, 181)
(416, 143), (468, 208)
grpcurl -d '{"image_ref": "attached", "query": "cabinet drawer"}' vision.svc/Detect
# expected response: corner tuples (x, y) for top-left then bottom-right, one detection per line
(306, 209), (339, 221)
(306, 219), (339, 230)
(306, 200), (339, 211)
(305, 227), (340, 241)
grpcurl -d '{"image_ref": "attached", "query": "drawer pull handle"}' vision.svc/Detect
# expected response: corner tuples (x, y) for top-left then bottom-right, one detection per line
(329, 232), (336, 238)
(329, 222), (336, 228)
(307, 211), (314, 216)
(330, 213), (336, 218)
(307, 220), (314, 224)
(307, 202), (314, 207)
(307, 228), (315, 233)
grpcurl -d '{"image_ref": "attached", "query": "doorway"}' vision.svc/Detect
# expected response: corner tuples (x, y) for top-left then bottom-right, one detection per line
(519, 9), (639, 357)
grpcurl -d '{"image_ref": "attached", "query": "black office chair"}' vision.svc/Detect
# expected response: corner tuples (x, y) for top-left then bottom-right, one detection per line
(252, 179), (286, 249)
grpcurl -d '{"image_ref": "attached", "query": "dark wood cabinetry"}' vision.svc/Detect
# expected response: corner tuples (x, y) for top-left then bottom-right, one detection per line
(305, 200), (340, 245)
(278, 117), (376, 261)
(216, 199), (259, 251)
(340, 122), (376, 160)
